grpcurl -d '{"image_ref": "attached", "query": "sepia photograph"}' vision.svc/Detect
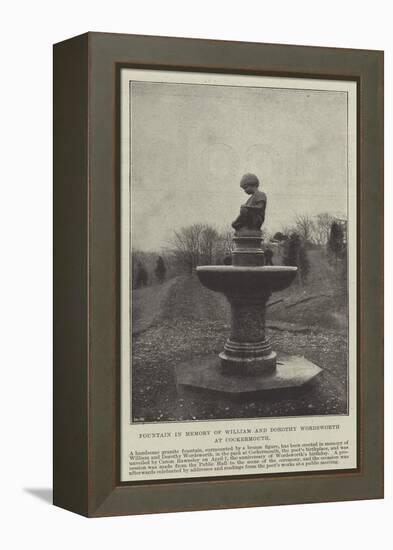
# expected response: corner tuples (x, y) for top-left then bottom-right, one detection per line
(121, 71), (356, 426)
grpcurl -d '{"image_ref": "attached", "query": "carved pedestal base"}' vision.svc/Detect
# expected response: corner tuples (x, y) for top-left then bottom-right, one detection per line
(220, 292), (275, 375)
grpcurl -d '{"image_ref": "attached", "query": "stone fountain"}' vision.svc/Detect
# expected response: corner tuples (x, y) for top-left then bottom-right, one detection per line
(174, 174), (321, 397)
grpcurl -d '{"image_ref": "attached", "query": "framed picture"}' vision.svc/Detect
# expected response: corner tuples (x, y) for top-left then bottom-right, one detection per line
(53, 32), (383, 516)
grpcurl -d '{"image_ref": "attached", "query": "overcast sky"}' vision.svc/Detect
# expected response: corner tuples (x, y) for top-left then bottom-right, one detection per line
(130, 81), (348, 251)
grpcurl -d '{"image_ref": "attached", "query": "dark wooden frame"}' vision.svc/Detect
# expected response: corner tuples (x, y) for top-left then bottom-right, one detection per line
(53, 32), (383, 517)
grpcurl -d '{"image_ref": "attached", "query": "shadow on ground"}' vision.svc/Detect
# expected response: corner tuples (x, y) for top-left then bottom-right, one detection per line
(24, 488), (52, 504)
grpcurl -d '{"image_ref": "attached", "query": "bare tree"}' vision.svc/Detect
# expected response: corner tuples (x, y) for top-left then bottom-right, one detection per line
(172, 224), (200, 272)
(293, 214), (316, 245)
(278, 224), (294, 239)
(215, 228), (234, 262)
(170, 223), (220, 272)
(200, 225), (219, 265)
(314, 212), (335, 245)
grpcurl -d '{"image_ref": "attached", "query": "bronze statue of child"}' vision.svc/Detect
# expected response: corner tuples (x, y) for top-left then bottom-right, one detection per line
(231, 173), (267, 231)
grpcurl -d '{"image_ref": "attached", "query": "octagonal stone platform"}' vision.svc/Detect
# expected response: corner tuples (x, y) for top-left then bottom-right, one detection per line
(174, 354), (322, 397)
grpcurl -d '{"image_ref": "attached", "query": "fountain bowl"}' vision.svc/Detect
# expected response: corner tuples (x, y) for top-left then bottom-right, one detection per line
(196, 265), (297, 294)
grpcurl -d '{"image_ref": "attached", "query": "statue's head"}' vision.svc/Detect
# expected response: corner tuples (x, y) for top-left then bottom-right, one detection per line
(240, 173), (259, 194)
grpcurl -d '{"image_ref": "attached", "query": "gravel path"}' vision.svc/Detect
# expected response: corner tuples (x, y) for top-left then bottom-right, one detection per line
(132, 276), (180, 335)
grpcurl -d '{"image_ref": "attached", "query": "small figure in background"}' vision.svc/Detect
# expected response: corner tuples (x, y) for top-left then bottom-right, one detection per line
(155, 255), (166, 284)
